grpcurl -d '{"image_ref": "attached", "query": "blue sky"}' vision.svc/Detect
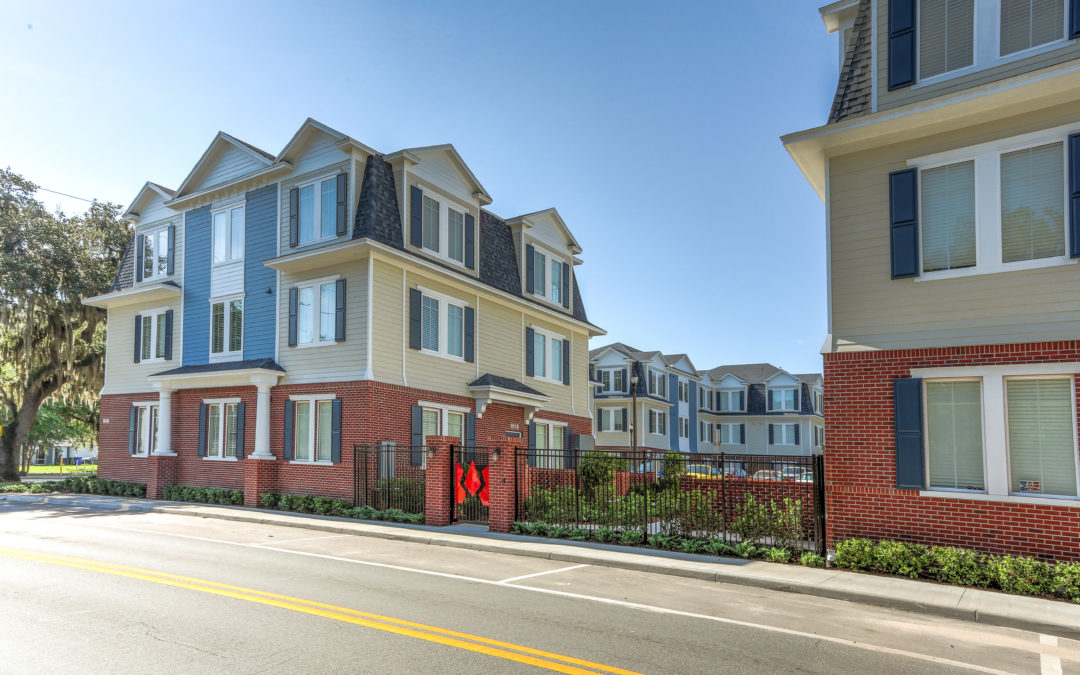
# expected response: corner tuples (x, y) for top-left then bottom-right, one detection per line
(0, 1), (837, 375)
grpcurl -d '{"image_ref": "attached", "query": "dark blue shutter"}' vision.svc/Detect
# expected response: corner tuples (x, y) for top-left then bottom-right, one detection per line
(411, 405), (423, 466)
(335, 173), (348, 236)
(164, 310), (173, 360)
(409, 288), (422, 350)
(888, 0), (916, 90)
(197, 404), (207, 457)
(288, 288), (298, 346)
(127, 406), (136, 455)
(135, 234), (144, 282)
(1071, 0), (1080, 38)
(235, 403), (245, 459)
(894, 378), (925, 489)
(166, 225), (175, 275)
(738, 391), (745, 411)
(561, 338), (570, 385)
(289, 187), (299, 247)
(890, 168), (919, 279)
(767, 390), (774, 411)
(793, 424), (800, 446)
(620, 368), (628, 393)
(563, 426), (573, 469)
(527, 423), (537, 466)
(525, 244), (535, 294)
(133, 315), (141, 363)
(335, 279), (346, 342)
(465, 213), (475, 269)
(464, 306), (475, 363)
(410, 186), (423, 247)
(330, 398), (342, 463)
(768, 424), (774, 445)
(668, 374), (678, 449)
(525, 327), (535, 377)
(283, 400), (294, 460)
(562, 264), (570, 308)
(740, 424), (746, 445)
(466, 413), (476, 448)
(1069, 133), (1080, 258)
(621, 408), (628, 433)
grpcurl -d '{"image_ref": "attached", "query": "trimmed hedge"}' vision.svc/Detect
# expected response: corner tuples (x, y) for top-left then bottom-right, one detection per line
(257, 493), (424, 524)
(163, 485), (243, 506)
(0, 477), (146, 497)
(834, 538), (1080, 603)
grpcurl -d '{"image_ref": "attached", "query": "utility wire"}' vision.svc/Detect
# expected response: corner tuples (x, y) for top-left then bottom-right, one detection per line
(35, 186), (99, 203)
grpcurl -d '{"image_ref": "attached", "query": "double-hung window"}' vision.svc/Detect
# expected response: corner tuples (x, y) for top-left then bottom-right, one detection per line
(719, 423), (742, 446)
(814, 425), (825, 447)
(814, 389), (824, 414)
(678, 416), (689, 439)
(298, 176), (339, 244)
(767, 387), (798, 412)
(1006, 377), (1077, 497)
(919, 0), (975, 80)
(598, 408), (626, 432)
(211, 297), (243, 357)
(926, 380), (985, 490)
(914, 131), (1069, 279)
(699, 420), (713, 443)
(771, 423), (798, 445)
(141, 227), (170, 280)
(678, 381), (689, 403)
(532, 421), (566, 469)
(700, 387), (711, 409)
(648, 409), (667, 436)
(419, 289), (467, 360)
(530, 327), (565, 383)
(418, 189), (468, 266)
(132, 403), (159, 456)
(531, 247), (546, 298)
(718, 390), (745, 412)
(212, 204), (244, 264)
(528, 243), (567, 305)
(419, 404), (467, 468)
(648, 370), (667, 398)
(205, 401), (241, 460)
(1000, 0), (1065, 56)
(140, 309), (169, 362)
(297, 279), (338, 346)
(550, 259), (565, 304)
(447, 207), (465, 264)
(599, 368), (625, 393)
(293, 398), (334, 463)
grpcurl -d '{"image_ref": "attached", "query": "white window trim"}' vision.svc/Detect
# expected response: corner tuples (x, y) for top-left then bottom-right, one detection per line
(527, 240), (567, 306)
(912, 363), (1080, 503)
(211, 202), (245, 267)
(209, 294), (245, 361)
(417, 401), (470, 450)
(597, 407), (626, 433)
(598, 368), (626, 394)
(678, 416), (689, 439)
(417, 285), (469, 363)
(909, 125), (1077, 281)
(699, 420), (713, 444)
(139, 225), (171, 281)
(203, 398), (242, 461)
(138, 306), (169, 364)
(647, 408), (667, 436)
(530, 325), (565, 384)
(717, 388), (746, 412)
(288, 394), (337, 465)
(416, 185), (471, 269)
(768, 387), (799, 412)
(912, 0), (1070, 89)
(719, 422), (743, 446)
(678, 380), (689, 404)
(132, 401), (159, 457)
(295, 172), (341, 246)
(531, 419), (568, 469)
(295, 274), (341, 349)
(771, 422), (798, 446)
(648, 368), (668, 398)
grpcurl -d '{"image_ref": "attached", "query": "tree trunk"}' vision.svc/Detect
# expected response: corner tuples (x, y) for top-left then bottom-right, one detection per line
(0, 374), (59, 482)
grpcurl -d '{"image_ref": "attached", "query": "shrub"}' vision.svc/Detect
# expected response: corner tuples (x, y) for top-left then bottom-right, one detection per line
(511, 521), (528, 535)
(678, 538), (709, 554)
(768, 498), (804, 552)
(834, 539), (874, 571)
(1051, 562), (1080, 602)
(800, 552), (826, 568)
(547, 526), (571, 539)
(706, 539), (738, 557)
(872, 540), (930, 579)
(929, 546), (990, 587)
(658, 452), (687, 490)
(734, 541), (760, 559)
(618, 530), (645, 546)
(525, 522), (549, 537)
(569, 528), (591, 541)
(594, 527), (617, 543)
(764, 547), (791, 563)
(648, 533), (680, 550)
(578, 452), (630, 493)
(259, 493), (277, 509)
(732, 494), (770, 546)
(987, 555), (1054, 596)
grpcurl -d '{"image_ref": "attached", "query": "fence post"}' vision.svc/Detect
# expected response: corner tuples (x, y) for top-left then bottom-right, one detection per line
(641, 449), (649, 542)
(720, 452), (728, 546)
(814, 453), (826, 555)
(423, 436), (456, 527)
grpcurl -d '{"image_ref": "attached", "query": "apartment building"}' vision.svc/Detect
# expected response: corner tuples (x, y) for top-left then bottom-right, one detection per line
(590, 343), (823, 456)
(84, 119), (604, 503)
(784, 0), (1080, 559)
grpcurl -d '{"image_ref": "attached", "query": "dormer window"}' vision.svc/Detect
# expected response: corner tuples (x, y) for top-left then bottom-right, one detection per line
(599, 368), (624, 394)
(648, 369), (667, 398)
(718, 390), (745, 412)
(550, 259), (565, 303)
(526, 242), (568, 307)
(419, 190), (467, 266)
(298, 176), (339, 244)
(767, 387), (799, 412)
(137, 225), (174, 282)
(531, 247), (546, 295)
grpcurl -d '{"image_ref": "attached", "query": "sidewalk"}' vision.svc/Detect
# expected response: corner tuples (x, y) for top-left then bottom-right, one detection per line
(4, 492), (1079, 640)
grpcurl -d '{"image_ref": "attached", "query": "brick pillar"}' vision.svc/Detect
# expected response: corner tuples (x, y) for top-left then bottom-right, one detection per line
(146, 454), (178, 500)
(489, 433), (525, 533)
(424, 436), (456, 527)
(244, 458), (279, 508)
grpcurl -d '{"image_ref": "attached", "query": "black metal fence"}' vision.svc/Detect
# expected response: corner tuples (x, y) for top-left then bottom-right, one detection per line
(352, 443), (427, 515)
(514, 448), (825, 554)
(451, 445), (491, 524)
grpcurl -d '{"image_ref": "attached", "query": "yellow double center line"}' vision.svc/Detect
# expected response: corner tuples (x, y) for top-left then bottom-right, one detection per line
(0, 546), (639, 675)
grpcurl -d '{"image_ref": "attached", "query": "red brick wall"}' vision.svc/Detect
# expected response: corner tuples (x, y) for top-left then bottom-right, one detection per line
(98, 392), (156, 484)
(825, 341), (1080, 561)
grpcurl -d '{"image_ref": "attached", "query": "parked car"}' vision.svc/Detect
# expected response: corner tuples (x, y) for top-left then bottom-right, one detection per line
(778, 466), (807, 480)
(686, 464), (724, 479)
(752, 470), (781, 481)
(796, 472), (814, 484)
(723, 465), (748, 478)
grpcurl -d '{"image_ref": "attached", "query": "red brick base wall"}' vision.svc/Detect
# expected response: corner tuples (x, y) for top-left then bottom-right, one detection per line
(825, 341), (1080, 561)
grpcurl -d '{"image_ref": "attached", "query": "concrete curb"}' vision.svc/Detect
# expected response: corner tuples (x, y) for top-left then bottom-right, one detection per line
(5, 493), (1080, 640)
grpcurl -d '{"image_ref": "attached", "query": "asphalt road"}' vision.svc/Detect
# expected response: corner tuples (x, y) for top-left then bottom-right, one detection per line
(0, 501), (1076, 674)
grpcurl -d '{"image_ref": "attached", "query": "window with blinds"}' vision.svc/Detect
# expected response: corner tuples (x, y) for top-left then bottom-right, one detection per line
(1000, 0), (1064, 56)
(1007, 378), (1077, 497)
(919, 0), (975, 79)
(1001, 142), (1065, 263)
(420, 296), (439, 352)
(926, 381), (985, 490)
(921, 160), (976, 273)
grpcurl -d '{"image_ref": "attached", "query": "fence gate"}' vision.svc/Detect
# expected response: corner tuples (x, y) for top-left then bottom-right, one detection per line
(450, 445), (490, 524)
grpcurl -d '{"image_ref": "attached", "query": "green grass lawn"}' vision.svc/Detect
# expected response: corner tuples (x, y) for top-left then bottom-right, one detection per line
(25, 464), (97, 475)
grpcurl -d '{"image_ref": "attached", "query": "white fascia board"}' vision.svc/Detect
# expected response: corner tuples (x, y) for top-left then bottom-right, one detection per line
(82, 283), (182, 309)
(164, 162), (293, 209)
(149, 368), (284, 389)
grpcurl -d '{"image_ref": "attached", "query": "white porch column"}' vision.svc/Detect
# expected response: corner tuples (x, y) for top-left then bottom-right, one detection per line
(251, 377), (275, 459)
(153, 386), (176, 456)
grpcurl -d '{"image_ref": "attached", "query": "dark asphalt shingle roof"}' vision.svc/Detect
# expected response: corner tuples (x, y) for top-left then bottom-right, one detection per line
(469, 374), (545, 397)
(828, 0), (873, 124)
(478, 210), (522, 296)
(110, 234), (136, 292)
(152, 358), (285, 377)
(353, 154), (404, 247)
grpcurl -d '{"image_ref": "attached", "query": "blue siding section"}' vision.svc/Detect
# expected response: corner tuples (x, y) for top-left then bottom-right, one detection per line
(182, 206), (212, 365)
(243, 184), (278, 360)
(688, 382), (697, 451)
(668, 373), (678, 451)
